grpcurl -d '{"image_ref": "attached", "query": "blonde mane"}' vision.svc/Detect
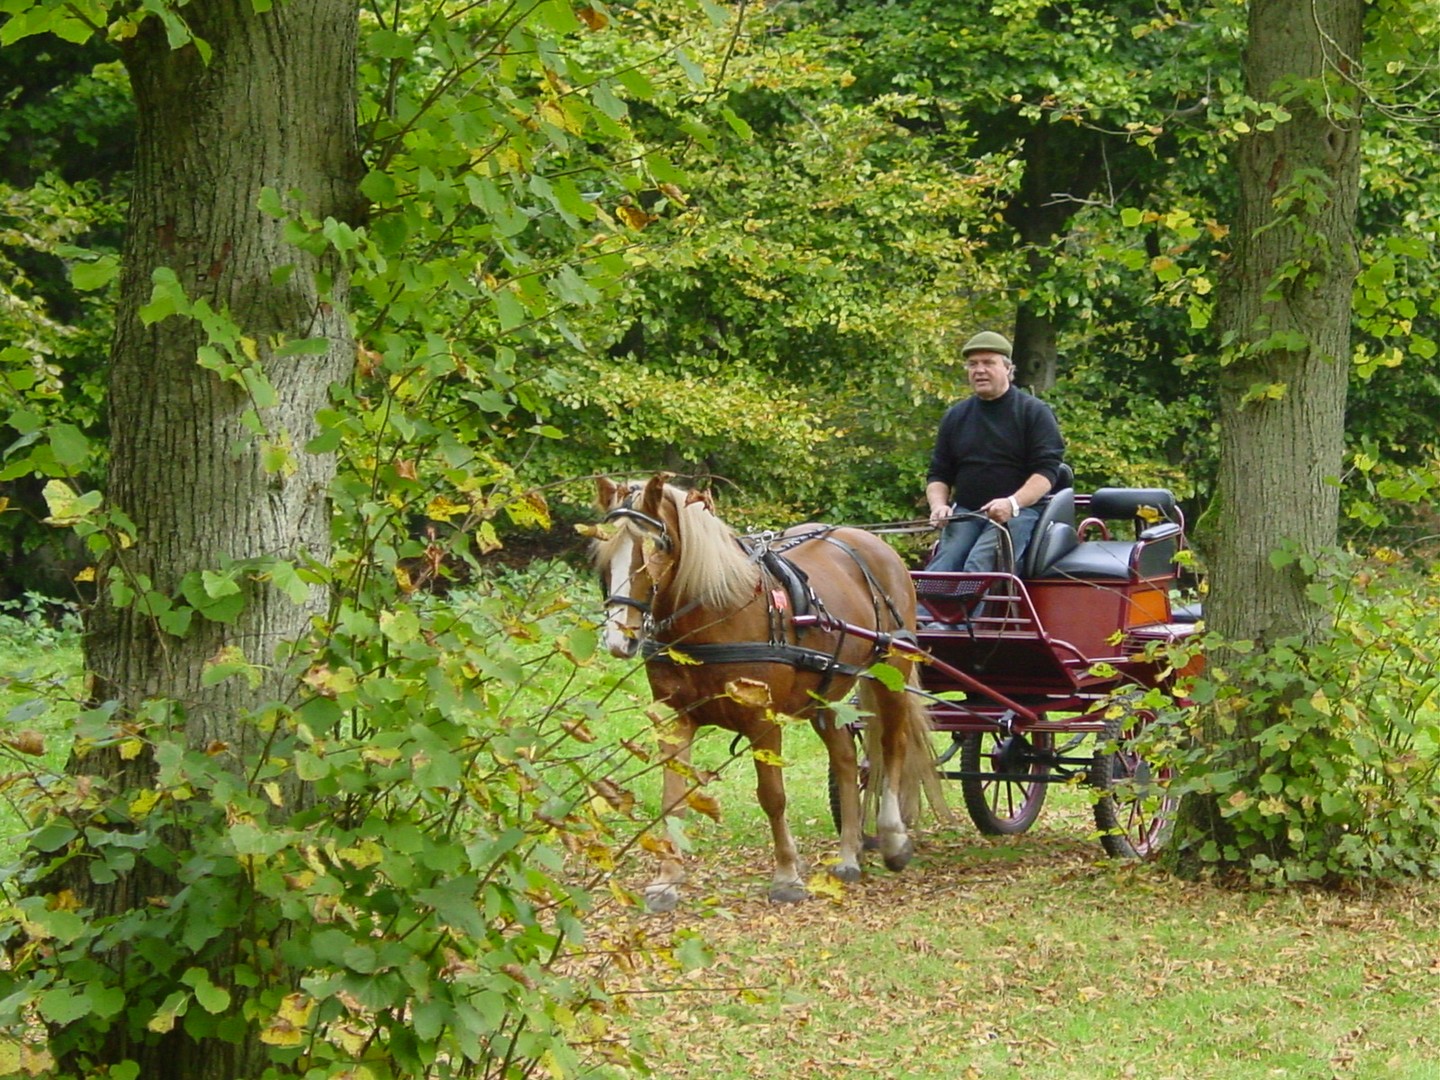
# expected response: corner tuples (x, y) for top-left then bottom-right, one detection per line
(662, 484), (757, 611)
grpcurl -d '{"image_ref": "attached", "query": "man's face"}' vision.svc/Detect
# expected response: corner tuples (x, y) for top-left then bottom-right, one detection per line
(965, 351), (1012, 400)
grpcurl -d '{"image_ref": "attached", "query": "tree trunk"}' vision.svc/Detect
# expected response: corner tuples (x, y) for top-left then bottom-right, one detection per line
(1175, 0), (1363, 873)
(1013, 297), (1058, 392)
(1004, 124), (1105, 392)
(61, 0), (360, 1073)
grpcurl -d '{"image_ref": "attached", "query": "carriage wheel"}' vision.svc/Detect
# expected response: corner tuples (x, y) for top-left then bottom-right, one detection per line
(960, 730), (1050, 835)
(1090, 715), (1177, 859)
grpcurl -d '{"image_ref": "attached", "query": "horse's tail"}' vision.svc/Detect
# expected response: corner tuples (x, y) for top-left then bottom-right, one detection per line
(858, 667), (952, 827)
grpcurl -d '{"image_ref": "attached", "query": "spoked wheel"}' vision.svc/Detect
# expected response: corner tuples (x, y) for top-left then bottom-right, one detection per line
(960, 730), (1050, 835)
(1091, 715), (1177, 859)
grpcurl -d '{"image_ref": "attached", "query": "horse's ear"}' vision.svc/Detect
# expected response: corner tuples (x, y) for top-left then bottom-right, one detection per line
(596, 476), (618, 509)
(640, 474), (668, 519)
(685, 488), (715, 515)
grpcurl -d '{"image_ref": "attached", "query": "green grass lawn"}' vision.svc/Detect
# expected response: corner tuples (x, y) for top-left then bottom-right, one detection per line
(7, 593), (1440, 1080)
(577, 668), (1440, 1080)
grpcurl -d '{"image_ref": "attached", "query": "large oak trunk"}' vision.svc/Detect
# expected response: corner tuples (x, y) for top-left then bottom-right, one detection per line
(61, 1), (360, 1073)
(1205, 0), (1362, 647)
(1176, 0), (1363, 874)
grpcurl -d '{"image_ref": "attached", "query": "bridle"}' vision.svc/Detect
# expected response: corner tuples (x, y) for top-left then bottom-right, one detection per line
(599, 495), (672, 627)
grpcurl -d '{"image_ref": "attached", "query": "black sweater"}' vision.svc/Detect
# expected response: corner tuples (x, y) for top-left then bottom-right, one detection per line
(926, 388), (1065, 510)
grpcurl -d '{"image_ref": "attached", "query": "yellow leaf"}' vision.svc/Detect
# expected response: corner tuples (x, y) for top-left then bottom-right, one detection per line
(129, 788), (161, 818)
(639, 832), (678, 856)
(74, 565), (96, 582)
(806, 871), (846, 900)
(425, 495), (469, 521)
(724, 678), (772, 708)
(338, 840), (384, 869)
(616, 203), (655, 230)
(119, 737), (145, 761)
(685, 790), (722, 822)
(6, 730), (44, 756)
(577, 5), (608, 29)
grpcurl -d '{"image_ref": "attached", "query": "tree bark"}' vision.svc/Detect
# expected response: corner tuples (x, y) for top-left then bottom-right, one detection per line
(1206, 0), (1362, 645)
(1176, 0), (1363, 873)
(60, 0), (360, 1073)
(1003, 124), (1106, 392)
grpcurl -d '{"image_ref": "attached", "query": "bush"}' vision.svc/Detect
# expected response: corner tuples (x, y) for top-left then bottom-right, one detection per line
(0, 558), (666, 1077)
(1165, 548), (1440, 885)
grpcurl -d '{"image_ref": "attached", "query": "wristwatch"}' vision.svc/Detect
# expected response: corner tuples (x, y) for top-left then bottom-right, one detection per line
(1008, 496), (1021, 517)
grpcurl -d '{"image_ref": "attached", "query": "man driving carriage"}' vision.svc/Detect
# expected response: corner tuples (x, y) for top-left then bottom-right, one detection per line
(924, 330), (1066, 572)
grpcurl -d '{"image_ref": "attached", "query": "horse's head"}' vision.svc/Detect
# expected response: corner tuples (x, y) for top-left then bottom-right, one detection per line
(591, 475), (678, 658)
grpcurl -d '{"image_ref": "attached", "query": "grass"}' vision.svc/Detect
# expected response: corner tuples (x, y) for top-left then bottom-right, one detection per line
(576, 665), (1440, 1080)
(7, 584), (1440, 1080)
(0, 600), (82, 865)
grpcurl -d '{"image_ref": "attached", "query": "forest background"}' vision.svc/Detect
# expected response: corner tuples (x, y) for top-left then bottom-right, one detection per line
(5, 0), (1438, 575)
(2, 0), (1440, 1077)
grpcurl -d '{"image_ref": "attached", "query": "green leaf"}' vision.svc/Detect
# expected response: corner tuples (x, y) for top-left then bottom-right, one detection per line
(719, 106), (752, 140)
(864, 662), (906, 692)
(71, 255), (119, 291)
(37, 987), (90, 1024)
(180, 968), (233, 1014)
(41, 480), (102, 526)
(49, 424), (90, 468)
(379, 608), (420, 644)
(201, 569), (241, 599)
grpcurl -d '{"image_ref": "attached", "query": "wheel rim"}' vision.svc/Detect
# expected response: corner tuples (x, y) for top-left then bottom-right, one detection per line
(961, 730), (1049, 834)
(1117, 752), (1175, 855)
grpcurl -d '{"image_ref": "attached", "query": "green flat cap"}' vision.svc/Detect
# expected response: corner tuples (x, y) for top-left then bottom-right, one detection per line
(961, 330), (1013, 358)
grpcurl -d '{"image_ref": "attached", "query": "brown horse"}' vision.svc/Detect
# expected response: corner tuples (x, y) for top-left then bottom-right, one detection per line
(590, 475), (942, 912)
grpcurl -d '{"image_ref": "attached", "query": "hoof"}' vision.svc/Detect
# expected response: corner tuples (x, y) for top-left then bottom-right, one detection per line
(769, 883), (811, 904)
(830, 863), (862, 885)
(643, 885), (680, 914)
(882, 837), (915, 873)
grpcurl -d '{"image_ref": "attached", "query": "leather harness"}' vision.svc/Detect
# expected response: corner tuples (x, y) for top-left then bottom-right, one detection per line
(612, 516), (914, 694)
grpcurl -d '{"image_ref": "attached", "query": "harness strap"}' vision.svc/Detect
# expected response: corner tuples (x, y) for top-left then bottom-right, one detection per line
(641, 639), (867, 678)
(818, 533), (909, 632)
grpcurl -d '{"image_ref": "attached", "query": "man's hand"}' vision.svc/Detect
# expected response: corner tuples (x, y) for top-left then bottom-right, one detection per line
(981, 497), (1015, 523)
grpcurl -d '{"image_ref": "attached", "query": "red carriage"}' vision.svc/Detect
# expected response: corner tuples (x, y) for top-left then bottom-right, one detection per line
(888, 482), (1200, 858)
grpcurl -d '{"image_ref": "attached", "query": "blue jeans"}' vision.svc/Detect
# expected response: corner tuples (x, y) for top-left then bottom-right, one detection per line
(926, 506), (1040, 573)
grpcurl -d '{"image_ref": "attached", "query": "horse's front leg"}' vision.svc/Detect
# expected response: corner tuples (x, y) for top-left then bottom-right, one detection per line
(645, 715), (698, 914)
(751, 724), (808, 903)
(814, 712), (864, 883)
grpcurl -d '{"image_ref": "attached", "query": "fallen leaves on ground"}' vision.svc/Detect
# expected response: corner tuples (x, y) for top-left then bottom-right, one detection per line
(570, 815), (1440, 1079)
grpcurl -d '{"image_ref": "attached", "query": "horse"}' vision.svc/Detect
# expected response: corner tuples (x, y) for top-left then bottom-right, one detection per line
(588, 474), (944, 912)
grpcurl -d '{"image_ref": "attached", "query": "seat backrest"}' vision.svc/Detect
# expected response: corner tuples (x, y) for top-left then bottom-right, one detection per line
(1021, 487), (1078, 577)
(1087, 487), (1178, 534)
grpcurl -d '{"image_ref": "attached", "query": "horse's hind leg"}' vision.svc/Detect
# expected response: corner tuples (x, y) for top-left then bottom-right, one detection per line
(751, 725), (808, 903)
(863, 683), (917, 872)
(644, 715), (698, 914)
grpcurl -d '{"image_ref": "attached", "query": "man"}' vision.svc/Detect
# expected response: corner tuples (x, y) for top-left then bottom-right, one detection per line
(925, 330), (1065, 572)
